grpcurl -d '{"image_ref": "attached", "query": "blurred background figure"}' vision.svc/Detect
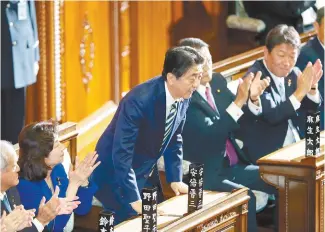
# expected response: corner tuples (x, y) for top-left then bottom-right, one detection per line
(1, 0), (40, 144)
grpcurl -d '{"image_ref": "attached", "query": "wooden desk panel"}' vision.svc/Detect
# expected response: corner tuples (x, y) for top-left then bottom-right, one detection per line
(258, 132), (325, 232)
(115, 188), (249, 232)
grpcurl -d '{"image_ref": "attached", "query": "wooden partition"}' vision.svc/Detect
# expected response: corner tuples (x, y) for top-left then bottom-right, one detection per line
(116, 188), (249, 232)
(257, 132), (325, 232)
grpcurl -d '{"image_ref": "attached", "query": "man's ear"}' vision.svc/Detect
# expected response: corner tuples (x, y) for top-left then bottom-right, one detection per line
(166, 73), (176, 85)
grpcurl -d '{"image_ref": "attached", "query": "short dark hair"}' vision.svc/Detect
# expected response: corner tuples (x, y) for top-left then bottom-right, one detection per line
(178, 38), (209, 50)
(18, 121), (58, 181)
(162, 46), (204, 80)
(265, 24), (300, 53)
(316, 7), (324, 25)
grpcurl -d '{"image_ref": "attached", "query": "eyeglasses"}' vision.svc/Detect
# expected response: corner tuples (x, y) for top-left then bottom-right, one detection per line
(7, 163), (19, 172)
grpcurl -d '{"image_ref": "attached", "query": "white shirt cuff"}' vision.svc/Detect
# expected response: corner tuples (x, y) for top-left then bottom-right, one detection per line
(248, 98), (262, 115)
(33, 218), (44, 232)
(307, 90), (321, 104)
(289, 95), (301, 111)
(226, 102), (244, 122)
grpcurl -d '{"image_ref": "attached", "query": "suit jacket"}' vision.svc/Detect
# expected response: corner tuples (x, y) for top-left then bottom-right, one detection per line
(296, 37), (324, 131)
(182, 73), (250, 189)
(17, 164), (97, 232)
(236, 60), (320, 162)
(1, 0), (40, 89)
(91, 76), (189, 208)
(2, 187), (39, 232)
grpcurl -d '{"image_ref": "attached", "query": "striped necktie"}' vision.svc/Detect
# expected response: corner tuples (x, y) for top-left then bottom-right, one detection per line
(160, 101), (179, 152)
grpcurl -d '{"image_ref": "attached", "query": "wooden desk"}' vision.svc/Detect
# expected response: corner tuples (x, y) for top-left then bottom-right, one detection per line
(115, 188), (249, 232)
(258, 132), (325, 232)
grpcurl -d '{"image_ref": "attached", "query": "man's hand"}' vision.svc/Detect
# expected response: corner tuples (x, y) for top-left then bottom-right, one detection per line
(170, 182), (188, 196)
(294, 62), (314, 101)
(2, 205), (34, 231)
(130, 200), (142, 214)
(234, 73), (254, 108)
(249, 71), (271, 101)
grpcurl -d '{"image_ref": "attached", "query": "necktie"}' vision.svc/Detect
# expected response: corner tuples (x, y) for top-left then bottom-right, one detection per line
(2, 194), (12, 212)
(205, 86), (239, 166)
(278, 82), (286, 102)
(160, 101), (178, 152)
(205, 86), (216, 111)
(278, 81), (299, 144)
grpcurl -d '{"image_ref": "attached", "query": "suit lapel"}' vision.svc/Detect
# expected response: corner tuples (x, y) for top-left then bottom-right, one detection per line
(192, 91), (219, 118)
(154, 78), (166, 152)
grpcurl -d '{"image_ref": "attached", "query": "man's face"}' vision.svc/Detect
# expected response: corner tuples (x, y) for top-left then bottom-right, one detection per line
(1, 155), (20, 190)
(198, 47), (213, 85)
(264, 43), (299, 77)
(167, 64), (203, 99)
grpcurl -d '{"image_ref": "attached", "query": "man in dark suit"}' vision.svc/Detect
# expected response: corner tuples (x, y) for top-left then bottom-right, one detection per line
(179, 38), (275, 232)
(296, 7), (324, 132)
(1, 0), (40, 144)
(236, 24), (322, 163)
(0, 140), (76, 232)
(91, 46), (205, 224)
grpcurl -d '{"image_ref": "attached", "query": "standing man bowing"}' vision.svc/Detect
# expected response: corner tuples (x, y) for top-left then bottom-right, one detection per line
(1, 0), (40, 143)
(91, 46), (204, 224)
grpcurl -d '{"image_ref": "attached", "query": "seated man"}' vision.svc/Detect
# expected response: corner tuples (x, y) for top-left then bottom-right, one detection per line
(0, 140), (79, 232)
(296, 6), (324, 132)
(236, 24), (322, 163)
(179, 38), (275, 232)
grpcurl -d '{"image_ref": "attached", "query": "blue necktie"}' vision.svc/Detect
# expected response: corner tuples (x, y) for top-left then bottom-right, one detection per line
(3, 194), (12, 212)
(160, 101), (178, 152)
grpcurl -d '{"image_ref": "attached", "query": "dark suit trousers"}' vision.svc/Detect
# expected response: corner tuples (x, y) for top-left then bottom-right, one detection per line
(1, 87), (25, 144)
(211, 164), (277, 232)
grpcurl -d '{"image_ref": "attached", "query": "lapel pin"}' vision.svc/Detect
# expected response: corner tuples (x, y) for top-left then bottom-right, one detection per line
(288, 79), (292, 87)
(216, 89), (220, 93)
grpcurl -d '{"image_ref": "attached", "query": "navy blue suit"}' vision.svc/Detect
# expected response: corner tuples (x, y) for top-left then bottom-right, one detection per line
(296, 37), (324, 132)
(1, 0), (40, 143)
(17, 164), (97, 232)
(182, 73), (276, 232)
(236, 60), (321, 163)
(91, 76), (189, 223)
(1, 187), (39, 232)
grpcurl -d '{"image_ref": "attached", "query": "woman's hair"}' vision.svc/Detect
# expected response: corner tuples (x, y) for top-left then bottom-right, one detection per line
(18, 120), (58, 181)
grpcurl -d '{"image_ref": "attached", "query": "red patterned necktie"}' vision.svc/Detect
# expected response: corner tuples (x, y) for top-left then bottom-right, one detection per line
(205, 86), (238, 166)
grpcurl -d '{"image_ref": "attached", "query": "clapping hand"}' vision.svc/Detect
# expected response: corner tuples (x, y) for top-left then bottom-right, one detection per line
(69, 151), (101, 186)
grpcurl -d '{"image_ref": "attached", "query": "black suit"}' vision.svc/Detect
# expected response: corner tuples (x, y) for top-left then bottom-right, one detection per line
(1, 187), (39, 232)
(182, 73), (276, 232)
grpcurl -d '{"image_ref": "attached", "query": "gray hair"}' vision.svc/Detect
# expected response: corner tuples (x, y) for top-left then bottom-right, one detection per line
(0, 140), (18, 171)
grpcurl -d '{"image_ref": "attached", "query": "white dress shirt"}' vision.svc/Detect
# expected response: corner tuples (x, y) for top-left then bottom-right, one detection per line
(196, 83), (244, 122)
(263, 60), (320, 146)
(164, 82), (182, 119)
(0, 191), (44, 232)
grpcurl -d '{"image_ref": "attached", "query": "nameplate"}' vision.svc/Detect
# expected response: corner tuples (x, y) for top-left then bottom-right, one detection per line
(98, 210), (114, 232)
(142, 187), (158, 232)
(305, 111), (320, 156)
(188, 163), (204, 213)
